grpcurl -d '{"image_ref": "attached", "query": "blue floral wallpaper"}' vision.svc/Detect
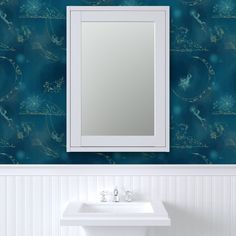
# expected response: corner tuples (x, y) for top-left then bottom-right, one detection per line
(0, 0), (236, 164)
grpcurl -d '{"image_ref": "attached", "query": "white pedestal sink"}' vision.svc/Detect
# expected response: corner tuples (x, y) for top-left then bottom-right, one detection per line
(61, 201), (171, 236)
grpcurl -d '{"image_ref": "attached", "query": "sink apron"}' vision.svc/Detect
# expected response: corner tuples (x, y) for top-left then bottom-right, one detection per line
(83, 226), (148, 236)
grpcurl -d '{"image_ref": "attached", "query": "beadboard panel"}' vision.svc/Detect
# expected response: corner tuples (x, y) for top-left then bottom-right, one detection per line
(0, 167), (235, 236)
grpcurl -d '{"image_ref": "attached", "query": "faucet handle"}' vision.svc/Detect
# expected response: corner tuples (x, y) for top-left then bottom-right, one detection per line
(125, 190), (133, 202)
(100, 191), (108, 202)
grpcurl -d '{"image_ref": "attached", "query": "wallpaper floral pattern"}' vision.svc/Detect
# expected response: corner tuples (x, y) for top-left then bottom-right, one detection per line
(0, 0), (236, 164)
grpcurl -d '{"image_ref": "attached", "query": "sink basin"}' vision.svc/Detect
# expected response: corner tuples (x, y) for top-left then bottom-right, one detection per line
(61, 201), (170, 227)
(79, 202), (154, 214)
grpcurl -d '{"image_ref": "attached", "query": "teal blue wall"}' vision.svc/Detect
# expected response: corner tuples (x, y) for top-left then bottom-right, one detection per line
(0, 0), (236, 164)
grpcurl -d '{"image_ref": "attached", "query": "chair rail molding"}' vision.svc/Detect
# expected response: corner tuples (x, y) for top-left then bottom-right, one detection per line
(0, 165), (235, 176)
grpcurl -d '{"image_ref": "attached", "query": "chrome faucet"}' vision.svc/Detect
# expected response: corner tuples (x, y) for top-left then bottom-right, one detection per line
(113, 187), (119, 202)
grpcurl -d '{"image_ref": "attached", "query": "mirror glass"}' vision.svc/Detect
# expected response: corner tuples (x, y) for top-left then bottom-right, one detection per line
(81, 22), (155, 136)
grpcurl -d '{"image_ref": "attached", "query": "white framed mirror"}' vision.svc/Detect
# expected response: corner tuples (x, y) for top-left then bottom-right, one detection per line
(67, 6), (170, 152)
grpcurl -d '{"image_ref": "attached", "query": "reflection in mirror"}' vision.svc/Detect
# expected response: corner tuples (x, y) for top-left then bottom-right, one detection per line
(81, 22), (155, 136)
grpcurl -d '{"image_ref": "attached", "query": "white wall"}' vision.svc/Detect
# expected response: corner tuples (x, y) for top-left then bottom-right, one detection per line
(0, 165), (235, 236)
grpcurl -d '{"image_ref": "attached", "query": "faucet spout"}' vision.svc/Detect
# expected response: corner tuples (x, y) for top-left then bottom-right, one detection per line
(113, 188), (119, 202)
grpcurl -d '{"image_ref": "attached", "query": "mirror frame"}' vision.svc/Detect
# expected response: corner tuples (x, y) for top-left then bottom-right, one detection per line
(67, 6), (170, 152)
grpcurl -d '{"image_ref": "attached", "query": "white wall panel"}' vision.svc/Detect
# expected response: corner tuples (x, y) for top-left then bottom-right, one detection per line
(0, 176), (7, 236)
(7, 176), (16, 236)
(0, 166), (235, 236)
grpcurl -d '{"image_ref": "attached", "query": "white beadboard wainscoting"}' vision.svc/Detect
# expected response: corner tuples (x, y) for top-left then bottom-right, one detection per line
(0, 165), (235, 236)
